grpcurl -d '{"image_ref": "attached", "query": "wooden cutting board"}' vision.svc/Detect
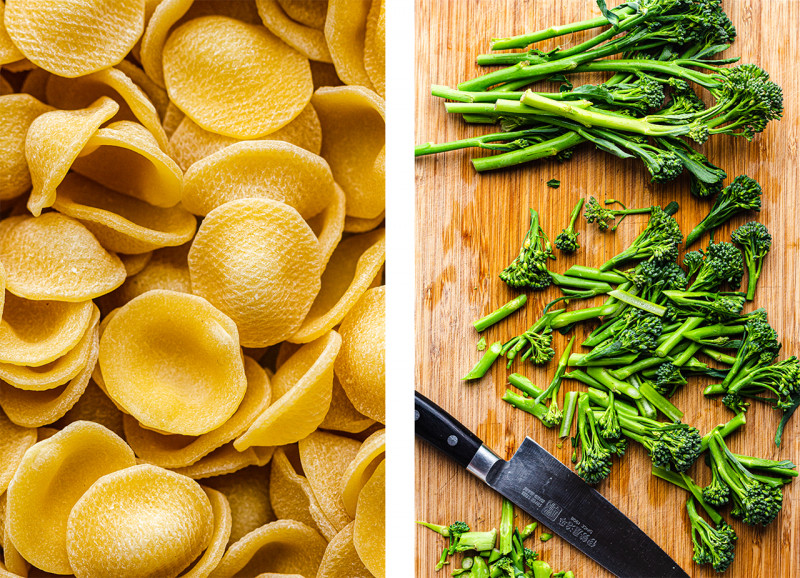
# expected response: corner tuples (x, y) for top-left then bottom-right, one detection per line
(414, 1), (800, 576)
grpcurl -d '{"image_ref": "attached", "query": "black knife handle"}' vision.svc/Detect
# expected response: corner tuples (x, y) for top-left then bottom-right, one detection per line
(415, 391), (483, 469)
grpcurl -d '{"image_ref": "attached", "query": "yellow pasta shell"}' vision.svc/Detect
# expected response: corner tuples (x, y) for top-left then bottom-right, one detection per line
(182, 487), (232, 578)
(0, 1), (23, 65)
(0, 294), (94, 367)
(173, 443), (275, 480)
(182, 140), (334, 218)
(177, 0), (262, 26)
(204, 465), (276, 548)
(98, 290), (247, 435)
(268, 448), (337, 541)
(45, 67), (169, 151)
(162, 99), (185, 137)
(0, 302), (98, 391)
(0, 317), (98, 427)
(140, 0), (193, 88)
(364, 0), (385, 97)
(209, 519), (327, 578)
(115, 59), (170, 118)
(168, 104), (322, 171)
(0, 410), (36, 496)
(279, 0), (327, 29)
(353, 459), (385, 578)
(341, 428), (385, 518)
(66, 464), (213, 578)
(234, 330), (340, 449)
(320, 376), (375, 434)
(162, 16), (313, 139)
(25, 96), (119, 216)
(18, 65), (49, 100)
(344, 211), (385, 234)
(0, 213), (126, 301)
(4, 0), (144, 77)
(306, 181), (346, 268)
(70, 120), (183, 208)
(0, 94), (52, 201)
(324, 0), (372, 88)
(255, 0), (332, 62)
(335, 285), (385, 422)
(298, 430), (361, 532)
(52, 173), (196, 255)
(317, 521), (373, 578)
(188, 198), (323, 348)
(312, 85), (385, 219)
(55, 380), (125, 439)
(290, 228), (385, 343)
(120, 250), (153, 276)
(124, 356), (271, 468)
(6, 421), (136, 575)
(2, 505), (28, 577)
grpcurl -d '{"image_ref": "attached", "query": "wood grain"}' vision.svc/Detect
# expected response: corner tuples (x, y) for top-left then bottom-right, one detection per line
(414, 1), (800, 577)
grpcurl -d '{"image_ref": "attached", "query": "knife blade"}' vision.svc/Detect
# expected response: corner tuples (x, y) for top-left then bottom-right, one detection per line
(415, 391), (689, 578)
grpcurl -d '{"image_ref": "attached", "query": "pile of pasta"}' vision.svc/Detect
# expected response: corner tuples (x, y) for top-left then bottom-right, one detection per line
(0, 0), (385, 577)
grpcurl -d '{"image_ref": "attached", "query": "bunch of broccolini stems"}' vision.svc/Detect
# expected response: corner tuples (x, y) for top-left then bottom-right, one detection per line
(463, 193), (797, 574)
(415, 0), (784, 196)
(418, 498), (574, 578)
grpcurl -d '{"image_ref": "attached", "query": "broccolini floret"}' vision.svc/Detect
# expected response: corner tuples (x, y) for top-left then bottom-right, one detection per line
(554, 198), (584, 253)
(500, 209), (554, 290)
(730, 221), (772, 300)
(617, 412), (702, 472)
(686, 241), (745, 292)
(686, 497), (736, 573)
(600, 205), (683, 271)
(685, 175), (762, 247)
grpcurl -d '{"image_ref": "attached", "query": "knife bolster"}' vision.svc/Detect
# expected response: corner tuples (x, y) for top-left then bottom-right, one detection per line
(467, 444), (502, 483)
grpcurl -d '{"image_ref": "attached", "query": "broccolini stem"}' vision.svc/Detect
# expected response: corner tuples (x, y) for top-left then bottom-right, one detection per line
(563, 265), (627, 285)
(489, 4), (637, 50)
(638, 380), (684, 422)
(520, 522), (538, 540)
(539, 533), (553, 542)
(473, 295), (528, 332)
(472, 556), (490, 578)
(463, 341), (503, 380)
(651, 467), (723, 525)
(611, 357), (666, 380)
(585, 387), (639, 416)
(684, 323), (745, 343)
(559, 391), (580, 438)
(550, 301), (619, 329)
(628, 375), (657, 419)
(533, 335), (575, 404)
(672, 342), (703, 367)
(563, 369), (606, 390)
(499, 499), (515, 555)
(472, 132), (586, 173)
(568, 352), (638, 367)
(701, 347), (737, 365)
(582, 317), (626, 348)
(585, 367), (642, 399)
(655, 316), (704, 357)
(415, 128), (559, 156)
(607, 288), (667, 317)
(502, 390), (550, 424)
(699, 412), (747, 452)
(508, 373), (543, 398)
(549, 272), (613, 294)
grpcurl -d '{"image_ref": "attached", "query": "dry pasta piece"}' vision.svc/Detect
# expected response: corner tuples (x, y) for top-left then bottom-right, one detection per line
(182, 140), (334, 218)
(210, 519), (327, 578)
(255, 0), (332, 62)
(99, 243), (191, 314)
(312, 85), (385, 219)
(278, 0), (327, 29)
(173, 444), (275, 480)
(353, 459), (385, 578)
(18, 66), (48, 100)
(335, 286), (385, 422)
(52, 173), (196, 255)
(177, 0), (261, 26)
(2, 509), (28, 577)
(341, 428), (385, 518)
(307, 182), (345, 268)
(0, 262), (4, 319)
(188, 198), (323, 348)
(45, 67), (169, 151)
(5, 421), (136, 575)
(320, 376), (375, 433)
(204, 466), (275, 548)
(298, 430), (361, 532)
(0, 303), (98, 391)
(119, 251), (153, 276)
(181, 487), (232, 578)
(0, 317), (98, 427)
(162, 100), (185, 137)
(55, 380), (125, 439)
(115, 60), (170, 118)
(364, 0), (385, 97)
(70, 120), (183, 208)
(25, 96), (119, 216)
(0, 295), (94, 367)
(168, 104), (322, 171)
(0, 410), (36, 496)
(0, 94), (51, 201)
(66, 464), (213, 578)
(0, 213), (126, 301)
(290, 229), (385, 343)
(324, 0), (372, 88)
(99, 290), (247, 435)
(124, 356), (271, 468)
(0, 2), (23, 65)
(4, 0), (144, 77)
(163, 16), (313, 139)
(317, 522), (372, 578)
(140, 0), (193, 88)
(235, 331), (340, 449)
(344, 211), (384, 234)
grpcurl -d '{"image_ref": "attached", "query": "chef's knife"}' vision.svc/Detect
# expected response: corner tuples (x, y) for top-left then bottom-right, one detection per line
(415, 391), (689, 578)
